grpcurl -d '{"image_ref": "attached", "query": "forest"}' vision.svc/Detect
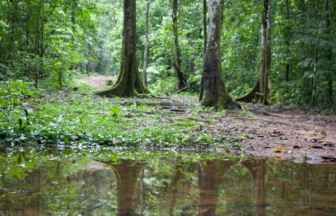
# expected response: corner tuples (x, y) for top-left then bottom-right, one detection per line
(1, 0), (335, 150)
(1, 0), (336, 215)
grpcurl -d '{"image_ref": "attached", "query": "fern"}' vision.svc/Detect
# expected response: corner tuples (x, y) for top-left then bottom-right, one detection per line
(295, 36), (336, 49)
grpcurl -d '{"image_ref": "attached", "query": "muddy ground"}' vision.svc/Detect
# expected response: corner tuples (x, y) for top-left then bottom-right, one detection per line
(77, 75), (336, 162)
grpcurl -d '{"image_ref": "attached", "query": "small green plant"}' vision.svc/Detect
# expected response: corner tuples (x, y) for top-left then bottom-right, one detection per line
(17, 118), (29, 131)
(104, 79), (114, 86)
(107, 105), (121, 119)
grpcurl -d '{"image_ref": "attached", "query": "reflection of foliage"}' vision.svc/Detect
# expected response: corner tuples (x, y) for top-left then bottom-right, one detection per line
(1, 147), (336, 215)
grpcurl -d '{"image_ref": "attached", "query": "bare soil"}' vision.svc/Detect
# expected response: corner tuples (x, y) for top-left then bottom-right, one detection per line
(77, 75), (116, 90)
(81, 75), (336, 161)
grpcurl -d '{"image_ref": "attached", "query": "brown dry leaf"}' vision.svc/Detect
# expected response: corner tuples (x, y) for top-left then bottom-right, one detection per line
(281, 144), (285, 147)
(274, 157), (282, 160)
(225, 150), (231, 153)
(274, 149), (286, 153)
(293, 145), (301, 149)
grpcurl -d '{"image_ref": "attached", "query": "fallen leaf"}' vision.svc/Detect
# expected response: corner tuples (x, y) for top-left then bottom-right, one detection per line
(225, 150), (231, 153)
(274, 157), (282, 160)
(274, 149), (286, 153)
(293, 145), (301, 149)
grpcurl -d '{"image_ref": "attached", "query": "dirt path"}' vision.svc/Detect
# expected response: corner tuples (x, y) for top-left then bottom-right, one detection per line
(77, 75), (116, 90)
(78, 75), (336, 160)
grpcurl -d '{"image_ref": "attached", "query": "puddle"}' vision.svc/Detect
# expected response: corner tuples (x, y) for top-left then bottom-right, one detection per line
(0, 147), (336, 215)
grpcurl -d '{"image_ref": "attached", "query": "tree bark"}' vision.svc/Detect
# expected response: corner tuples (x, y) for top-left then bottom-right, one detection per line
(312, 0), (328, 106)
(285, 0), (290, 82)
(96, 0), (149, 97)
(203, 0), (207, 54)
(325, 0), (332, 103)
(199, 0), (207, 101)
(172, 0), (186, 90)
(236, 0), (272, 104)
(70, 0), (76, 72)
(200, 0), (238, 109)
(142, 0), (150, 87)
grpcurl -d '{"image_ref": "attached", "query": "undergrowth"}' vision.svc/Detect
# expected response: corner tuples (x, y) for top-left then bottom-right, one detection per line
(0, 79), (240, 149)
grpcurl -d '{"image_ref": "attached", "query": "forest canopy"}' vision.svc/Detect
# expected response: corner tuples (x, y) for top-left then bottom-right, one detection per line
(0, 0), (335, 106)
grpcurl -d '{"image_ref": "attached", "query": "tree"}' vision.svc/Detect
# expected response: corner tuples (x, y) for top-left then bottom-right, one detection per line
(142, 0), (150, 87)
(96, 0), (149, 97)
(200, 0), (238, 109)
(172, 0), (186, 90)
(199, 0), (207, 101)
(285, 0), (291, 82)
(325, 0), (333, 103)
(236, 0), (272, 105)
(312, 0), (328, 106)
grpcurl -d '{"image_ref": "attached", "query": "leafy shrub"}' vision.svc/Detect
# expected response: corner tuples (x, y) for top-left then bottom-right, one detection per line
(0, 80), (40, 108)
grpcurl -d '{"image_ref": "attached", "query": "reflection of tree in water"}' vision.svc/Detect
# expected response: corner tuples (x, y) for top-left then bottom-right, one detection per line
(1, 149), (336, 216)
(0, 158), (117, 215)
(241, 159), (268, 216)
(102, 160), (145, 216)
(198, 160), (235, 215)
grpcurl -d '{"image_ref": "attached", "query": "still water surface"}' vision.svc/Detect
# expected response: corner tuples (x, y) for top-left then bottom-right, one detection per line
(0, 147), (335, 215)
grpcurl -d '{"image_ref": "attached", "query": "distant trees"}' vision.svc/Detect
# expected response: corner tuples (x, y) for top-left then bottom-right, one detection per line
(172, 0), (187, 90)
(0, 0), (100, 87)
(1, 0), (335, 107)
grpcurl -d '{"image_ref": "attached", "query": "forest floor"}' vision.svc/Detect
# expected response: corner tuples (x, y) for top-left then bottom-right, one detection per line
(1, 76), (335, 164)
(73, 75), (336, 163)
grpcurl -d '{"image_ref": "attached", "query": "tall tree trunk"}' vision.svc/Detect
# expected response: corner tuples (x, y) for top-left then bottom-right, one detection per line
(312, 0), (328, 106)
(172, 0), (186, 90)
(201, 0), (239, 109)
(285, 0), (290, 82)
(34, 0), (43, 88)
(203, 0), (207, 54)
(70, 0), (76, 72)
(199, 0), (207, 101)
(142, 0), (150, 87)
(236, 0), (272, 104)
(96, 0), (149, 97)
(264, 0), (273, 105)
(325, 0), (332, 103)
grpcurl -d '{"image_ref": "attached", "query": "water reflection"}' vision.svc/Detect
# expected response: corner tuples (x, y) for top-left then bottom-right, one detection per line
(0, 148), (336, 215)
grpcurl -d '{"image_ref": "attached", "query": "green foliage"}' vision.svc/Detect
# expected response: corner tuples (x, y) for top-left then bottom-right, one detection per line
(107, 105), (121, 119)
(0, 80), (39, 108)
